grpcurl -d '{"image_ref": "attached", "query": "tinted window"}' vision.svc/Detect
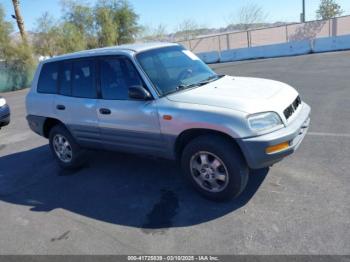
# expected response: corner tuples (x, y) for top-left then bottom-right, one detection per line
(72, 60), (96, 98)
(59, 62), (72, 96)
(100, 57), (143, 100)
(37, 62), (59, 94)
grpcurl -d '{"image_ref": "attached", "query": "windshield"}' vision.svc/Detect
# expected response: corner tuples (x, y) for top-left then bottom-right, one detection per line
(136, 46), (218, 96)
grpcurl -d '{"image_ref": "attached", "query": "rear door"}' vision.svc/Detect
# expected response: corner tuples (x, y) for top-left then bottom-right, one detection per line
(96, 56), (165, 155)
(54, 59), (100, 148)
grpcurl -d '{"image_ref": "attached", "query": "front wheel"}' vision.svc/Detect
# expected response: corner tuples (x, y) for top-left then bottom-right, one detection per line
(181, 135), (249, 201)
(49, 124), (86, 169)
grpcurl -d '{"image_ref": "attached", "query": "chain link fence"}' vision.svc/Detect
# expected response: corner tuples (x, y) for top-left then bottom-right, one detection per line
(178, 15), (350, 54)
(1, 16), (349, 92)
(0, 61), (34, 93)
(0, 62), (9, 93)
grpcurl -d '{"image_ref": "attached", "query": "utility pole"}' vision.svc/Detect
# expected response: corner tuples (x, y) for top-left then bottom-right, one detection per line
(11, 0), (27, 44)
(301, 0), (306, 22)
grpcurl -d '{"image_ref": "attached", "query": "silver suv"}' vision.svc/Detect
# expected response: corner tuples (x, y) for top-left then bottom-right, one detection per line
(26, 42), (310, 201)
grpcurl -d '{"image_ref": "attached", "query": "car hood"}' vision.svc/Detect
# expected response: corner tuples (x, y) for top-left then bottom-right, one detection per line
(167, 75), (299, 114)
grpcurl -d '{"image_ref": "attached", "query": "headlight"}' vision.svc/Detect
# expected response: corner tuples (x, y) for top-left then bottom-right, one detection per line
(248, 112), (283, 132)
(0, 98), (6, 107)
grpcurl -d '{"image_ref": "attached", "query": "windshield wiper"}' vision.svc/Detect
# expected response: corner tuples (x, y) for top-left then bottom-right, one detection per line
(176, 74), (225, 91)
(197, 74), (225, 85)
(176, 82), (199, 91)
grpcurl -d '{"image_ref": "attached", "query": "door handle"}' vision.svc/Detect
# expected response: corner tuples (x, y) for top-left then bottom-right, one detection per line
(99, 108), (111, 115)
(56, 104), (65, 110)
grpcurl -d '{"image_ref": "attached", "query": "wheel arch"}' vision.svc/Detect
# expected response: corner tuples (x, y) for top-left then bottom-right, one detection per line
(174, 128), (245, 162)
(43, 117), (64, 138)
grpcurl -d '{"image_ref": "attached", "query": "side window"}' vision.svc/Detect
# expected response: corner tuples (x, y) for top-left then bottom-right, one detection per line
(59, 62), (72, 96)
(37, 62), (59, 94)
(100, 57), (143, 100)
(72, 60), (96, 98)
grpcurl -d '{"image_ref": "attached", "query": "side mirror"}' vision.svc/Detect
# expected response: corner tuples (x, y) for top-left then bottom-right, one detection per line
(128, 85), (152, 100)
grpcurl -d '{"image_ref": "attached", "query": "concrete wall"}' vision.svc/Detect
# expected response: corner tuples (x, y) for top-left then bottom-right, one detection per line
(196, 34), (350, 64)
(219, 40), (311, 63)
(313, 35), (350, 53)
(197, 51), (220, 64)
(179, 16), (350, 55)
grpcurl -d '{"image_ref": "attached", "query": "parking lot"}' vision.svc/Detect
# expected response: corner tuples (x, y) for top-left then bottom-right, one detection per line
(0, 50), (349, 254)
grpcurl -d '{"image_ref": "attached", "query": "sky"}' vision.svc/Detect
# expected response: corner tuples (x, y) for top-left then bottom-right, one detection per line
(1, 0), (350, 32)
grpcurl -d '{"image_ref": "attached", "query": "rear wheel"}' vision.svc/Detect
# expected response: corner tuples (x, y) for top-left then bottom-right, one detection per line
(49, 124), (86, 169)
(181, 135), (249, 201)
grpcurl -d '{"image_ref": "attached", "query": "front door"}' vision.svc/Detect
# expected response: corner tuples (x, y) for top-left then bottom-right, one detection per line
(97, 56), (165, 155)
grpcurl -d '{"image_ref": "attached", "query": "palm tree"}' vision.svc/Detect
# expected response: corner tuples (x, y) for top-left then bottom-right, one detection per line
(11, 0), (27, 44)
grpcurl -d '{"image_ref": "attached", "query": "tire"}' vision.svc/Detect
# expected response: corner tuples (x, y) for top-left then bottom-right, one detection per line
(181, 135), (249, 201)
(49, 124), (86, 169)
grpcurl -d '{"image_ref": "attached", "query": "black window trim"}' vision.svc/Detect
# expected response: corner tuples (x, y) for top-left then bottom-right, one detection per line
(57, 61), (73, 96)
(96, 55), (153, 101)
(56, 57), (98, 99)
(38, 55), (153, 100)
(71, 58), (98, 99)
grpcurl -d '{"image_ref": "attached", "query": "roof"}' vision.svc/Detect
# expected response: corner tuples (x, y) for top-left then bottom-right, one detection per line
(44, 42), (179, 63)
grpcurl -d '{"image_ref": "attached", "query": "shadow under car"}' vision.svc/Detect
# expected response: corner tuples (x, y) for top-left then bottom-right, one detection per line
(0, 145), (269, 229)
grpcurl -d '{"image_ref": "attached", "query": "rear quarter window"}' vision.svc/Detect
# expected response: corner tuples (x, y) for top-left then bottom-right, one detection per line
(37, 62), (59, 94)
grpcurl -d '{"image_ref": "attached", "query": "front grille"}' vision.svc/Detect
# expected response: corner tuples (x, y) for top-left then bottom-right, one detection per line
(284, 96), (301, 120)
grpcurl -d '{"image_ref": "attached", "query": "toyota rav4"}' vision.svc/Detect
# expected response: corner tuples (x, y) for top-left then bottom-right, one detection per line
(26, 43), (310, 201)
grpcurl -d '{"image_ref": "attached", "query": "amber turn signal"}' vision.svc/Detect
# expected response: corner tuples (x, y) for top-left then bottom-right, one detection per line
(266, 142), (289, 154)
(163, 115), (172, 120)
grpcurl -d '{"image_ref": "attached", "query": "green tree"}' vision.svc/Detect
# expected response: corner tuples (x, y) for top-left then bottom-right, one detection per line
(114, 0), (140, 44)
(0, 5), (13, 57)
(61, 0), (94, 34)
(94, 0), (118, 47)
(0, 5), (35, 91)
(316, 0), (344, 20)
(60, 0), (96, 49)
(94, 0), (140, 46)
(58, 21), (87, 53)
(34, 10), (89, 56)
(4, 43), (35, 90)
(33, 12), (61, 57)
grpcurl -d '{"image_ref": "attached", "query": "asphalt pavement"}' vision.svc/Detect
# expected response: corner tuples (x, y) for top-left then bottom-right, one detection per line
(0, 50), (349, 254)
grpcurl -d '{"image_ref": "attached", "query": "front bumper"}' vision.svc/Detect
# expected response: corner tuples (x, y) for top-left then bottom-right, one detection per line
(0, 104), (10, 127)
(238, 102), (311, 169)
